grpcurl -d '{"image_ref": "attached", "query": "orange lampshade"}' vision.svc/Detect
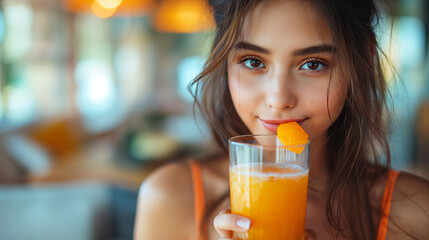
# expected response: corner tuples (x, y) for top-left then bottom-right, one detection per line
(62, 0), (154, 18)
(153, 0), (215, 33)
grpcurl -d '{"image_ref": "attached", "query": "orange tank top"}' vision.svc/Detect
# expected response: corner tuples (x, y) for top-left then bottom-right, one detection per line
(189, 160), (208, 240)
(376, 170), (400, 240)
(189, 161), (399, 240)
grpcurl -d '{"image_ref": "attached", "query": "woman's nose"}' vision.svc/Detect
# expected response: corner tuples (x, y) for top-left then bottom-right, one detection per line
(265, 72), (297, 110)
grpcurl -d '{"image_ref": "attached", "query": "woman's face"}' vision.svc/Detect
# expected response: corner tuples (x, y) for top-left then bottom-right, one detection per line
(228, 0), (348, 143)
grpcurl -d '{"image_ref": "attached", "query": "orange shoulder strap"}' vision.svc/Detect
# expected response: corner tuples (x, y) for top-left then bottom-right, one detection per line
(189, 160), (207, 240)
(376, 170), (400, 240)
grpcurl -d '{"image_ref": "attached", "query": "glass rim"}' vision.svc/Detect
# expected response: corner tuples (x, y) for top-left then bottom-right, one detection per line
(228, 134), (310, 149)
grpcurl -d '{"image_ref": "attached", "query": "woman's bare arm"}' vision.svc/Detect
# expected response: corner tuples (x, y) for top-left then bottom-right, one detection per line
(388, 172), (429, 239)
(134, 164), (195, 240)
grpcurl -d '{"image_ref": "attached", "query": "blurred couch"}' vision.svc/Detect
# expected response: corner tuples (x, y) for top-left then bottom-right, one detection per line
(0, 182), (138, 240)
(0, 141), (27, 184)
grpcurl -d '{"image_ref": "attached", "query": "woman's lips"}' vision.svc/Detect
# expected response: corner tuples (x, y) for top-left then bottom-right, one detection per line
(259, 118), (306, 132)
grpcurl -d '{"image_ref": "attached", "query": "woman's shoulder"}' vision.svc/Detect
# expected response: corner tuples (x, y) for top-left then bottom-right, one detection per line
(134, 153), (229, 240)
(388, 170), (429, 239)
(394, 171), (429, 196)
(134, 162), (195, 240)
(391, 171), (429, 213)
(140, 161), (195, 199)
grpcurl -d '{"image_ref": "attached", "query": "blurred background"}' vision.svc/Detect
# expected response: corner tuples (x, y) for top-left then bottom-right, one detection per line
(0, 0), (428, 239)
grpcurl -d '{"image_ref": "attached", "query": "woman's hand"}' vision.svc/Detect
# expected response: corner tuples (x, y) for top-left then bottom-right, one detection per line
(213, 209), (251, 240)
(213, 209), (318, 240)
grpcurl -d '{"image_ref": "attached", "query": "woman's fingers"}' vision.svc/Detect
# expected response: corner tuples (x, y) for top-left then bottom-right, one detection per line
(213, 209), (251, 239)
(213, 209), (232, 239)
(214, 210), (315, 240)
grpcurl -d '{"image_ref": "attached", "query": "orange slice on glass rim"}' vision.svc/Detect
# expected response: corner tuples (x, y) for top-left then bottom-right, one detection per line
(277, 122), (309, 154)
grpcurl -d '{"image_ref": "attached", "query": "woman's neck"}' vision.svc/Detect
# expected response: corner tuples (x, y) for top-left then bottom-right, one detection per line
(308, 135), (330, 193)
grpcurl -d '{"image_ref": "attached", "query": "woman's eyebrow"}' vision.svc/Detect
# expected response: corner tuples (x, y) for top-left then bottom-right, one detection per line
(235, 41), (271, 54)
(235, 41), (336, 56)
(292, 44), (336, 56)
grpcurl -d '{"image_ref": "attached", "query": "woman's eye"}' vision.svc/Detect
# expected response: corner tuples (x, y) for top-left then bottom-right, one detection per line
(300, 59), (327, 71)
(242, 58), (266, 69)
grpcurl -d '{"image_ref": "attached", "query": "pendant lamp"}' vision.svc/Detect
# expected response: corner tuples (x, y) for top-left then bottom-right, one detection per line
(153, 0), (215, 33)
(62, 0), (154, 18)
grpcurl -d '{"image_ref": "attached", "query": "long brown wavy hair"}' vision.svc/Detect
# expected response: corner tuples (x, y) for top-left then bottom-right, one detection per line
(190, 0), (393, 239)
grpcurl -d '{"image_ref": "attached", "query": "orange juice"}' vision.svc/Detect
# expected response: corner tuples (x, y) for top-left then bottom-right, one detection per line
(230, 163), (309, 240)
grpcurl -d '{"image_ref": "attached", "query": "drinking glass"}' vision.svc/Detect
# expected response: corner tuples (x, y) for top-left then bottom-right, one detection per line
(229, 134), (310, 240)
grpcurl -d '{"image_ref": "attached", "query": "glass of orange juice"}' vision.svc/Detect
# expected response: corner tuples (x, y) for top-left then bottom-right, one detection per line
(229, 134), (310, 240)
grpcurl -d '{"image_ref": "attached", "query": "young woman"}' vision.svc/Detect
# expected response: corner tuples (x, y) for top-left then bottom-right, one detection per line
(134, 0), (429, 239)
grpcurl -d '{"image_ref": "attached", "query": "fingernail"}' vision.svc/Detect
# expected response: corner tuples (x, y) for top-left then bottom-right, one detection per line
(236, 218), (250, 230)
